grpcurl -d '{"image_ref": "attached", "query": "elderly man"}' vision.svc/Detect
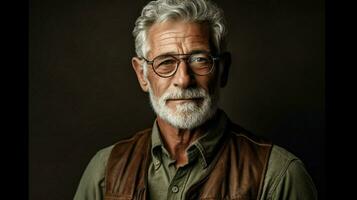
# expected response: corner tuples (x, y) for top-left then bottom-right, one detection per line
(74, 0), (317, 199)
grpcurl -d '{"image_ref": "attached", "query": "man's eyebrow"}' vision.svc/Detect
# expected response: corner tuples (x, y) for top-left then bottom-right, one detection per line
(155, 50), (211, 57)
(188, 49), (211, 54)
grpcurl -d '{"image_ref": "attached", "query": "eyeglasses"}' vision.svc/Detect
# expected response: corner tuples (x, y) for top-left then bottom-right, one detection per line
(141, 52), (220, 78)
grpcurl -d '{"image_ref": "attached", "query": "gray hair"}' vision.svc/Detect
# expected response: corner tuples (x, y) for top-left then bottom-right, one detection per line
(132, 0), (227, 59)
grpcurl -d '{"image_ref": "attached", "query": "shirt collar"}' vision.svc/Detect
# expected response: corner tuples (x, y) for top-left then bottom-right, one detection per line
(150, 109), (228, 169)
(151, 120), (165, 169)
(188, 110), (228, 168)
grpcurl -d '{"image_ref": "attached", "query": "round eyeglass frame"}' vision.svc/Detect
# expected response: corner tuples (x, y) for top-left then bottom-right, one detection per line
(141, 52), (220, 78)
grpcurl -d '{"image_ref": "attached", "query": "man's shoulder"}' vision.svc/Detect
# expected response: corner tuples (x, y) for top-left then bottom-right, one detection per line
(225, 122), (301, 166)
(226, 121), (298, 162)
(261, 145), (317, 199)
(270, 145), (299, 162)
(264, 145), (307, 189)
(266, 144), (305, 179)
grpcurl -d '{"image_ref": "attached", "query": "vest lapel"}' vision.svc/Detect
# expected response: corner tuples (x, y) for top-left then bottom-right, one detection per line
(104, 129), (151, 200)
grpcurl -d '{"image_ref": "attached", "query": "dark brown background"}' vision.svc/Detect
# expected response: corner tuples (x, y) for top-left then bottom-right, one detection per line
(29, 0), (325, 199)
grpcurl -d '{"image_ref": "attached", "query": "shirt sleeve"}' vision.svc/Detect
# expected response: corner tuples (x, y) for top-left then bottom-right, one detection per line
(73, 145), (113, 200)
(261, 145), (318, 200)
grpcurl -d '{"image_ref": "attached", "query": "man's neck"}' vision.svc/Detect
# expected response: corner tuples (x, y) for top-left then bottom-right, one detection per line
(156, 117), (209, 168)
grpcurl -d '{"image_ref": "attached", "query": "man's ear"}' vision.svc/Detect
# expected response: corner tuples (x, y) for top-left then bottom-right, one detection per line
(132, 57), (149, 92)
(219, 52), (231, 87)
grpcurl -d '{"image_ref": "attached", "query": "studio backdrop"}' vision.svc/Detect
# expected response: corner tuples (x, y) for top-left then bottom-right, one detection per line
(29, 0), (325, 199)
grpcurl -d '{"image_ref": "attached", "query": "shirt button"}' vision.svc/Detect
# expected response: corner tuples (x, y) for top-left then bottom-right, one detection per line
(171, 185), (179, 193)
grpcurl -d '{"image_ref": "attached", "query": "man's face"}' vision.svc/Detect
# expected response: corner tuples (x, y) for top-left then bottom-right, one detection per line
(133, 20), (222, 129)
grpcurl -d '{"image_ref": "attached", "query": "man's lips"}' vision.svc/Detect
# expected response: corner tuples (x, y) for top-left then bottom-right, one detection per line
(166, 97), (203, 103)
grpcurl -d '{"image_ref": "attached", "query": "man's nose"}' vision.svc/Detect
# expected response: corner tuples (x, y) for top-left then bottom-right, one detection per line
(172, 61), (195, 88)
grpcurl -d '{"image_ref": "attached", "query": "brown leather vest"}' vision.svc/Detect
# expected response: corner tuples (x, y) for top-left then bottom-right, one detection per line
(104, 122), (272, 200)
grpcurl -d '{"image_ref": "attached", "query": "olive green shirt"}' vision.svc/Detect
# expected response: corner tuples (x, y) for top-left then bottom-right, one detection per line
(74, 112), (317, 200)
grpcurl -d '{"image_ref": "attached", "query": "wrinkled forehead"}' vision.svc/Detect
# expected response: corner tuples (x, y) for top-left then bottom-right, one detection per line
(146, 20), (213, 58)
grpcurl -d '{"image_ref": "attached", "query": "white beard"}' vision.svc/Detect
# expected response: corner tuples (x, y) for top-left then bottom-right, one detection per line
(148, 85), (219, 129)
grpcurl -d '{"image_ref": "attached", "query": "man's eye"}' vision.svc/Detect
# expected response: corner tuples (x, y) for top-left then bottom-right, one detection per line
(191, 56), (210, 63)
(156, 59), (176, 67)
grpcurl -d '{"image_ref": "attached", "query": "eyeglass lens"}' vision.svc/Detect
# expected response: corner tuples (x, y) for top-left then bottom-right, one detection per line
(152, 53), (214, 77)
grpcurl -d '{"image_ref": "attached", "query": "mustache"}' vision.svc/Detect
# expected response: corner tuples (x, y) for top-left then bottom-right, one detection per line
(161, 87), (207, 101)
